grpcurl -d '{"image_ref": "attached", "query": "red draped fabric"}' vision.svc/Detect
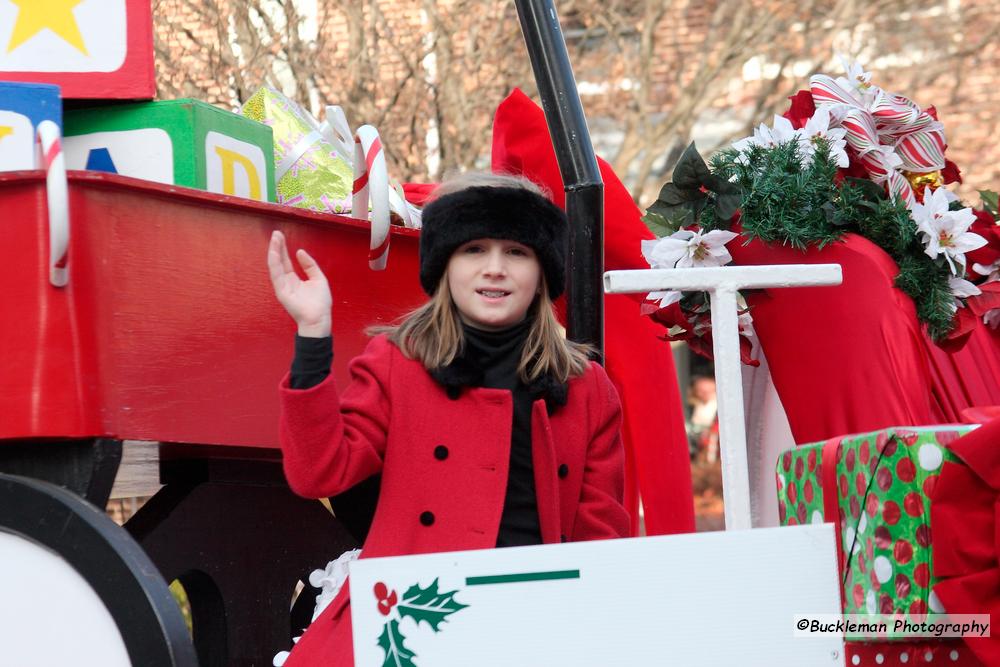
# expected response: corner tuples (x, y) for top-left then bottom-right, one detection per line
(923, 325), (1000, 423)
(491, 89), (694, 535)
(727, 232), (939, 443)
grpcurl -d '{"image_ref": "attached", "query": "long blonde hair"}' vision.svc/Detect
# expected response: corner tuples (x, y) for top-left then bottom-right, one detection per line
(370, 172), (593, 383)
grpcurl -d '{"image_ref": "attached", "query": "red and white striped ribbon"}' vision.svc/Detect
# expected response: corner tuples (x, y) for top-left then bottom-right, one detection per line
(352, 125), (390, 271)
(36, 120), (69, 287)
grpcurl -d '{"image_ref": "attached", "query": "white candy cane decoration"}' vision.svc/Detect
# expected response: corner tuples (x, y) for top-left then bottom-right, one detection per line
(37, 120), (69, 287)
(352, 125), (391, 270)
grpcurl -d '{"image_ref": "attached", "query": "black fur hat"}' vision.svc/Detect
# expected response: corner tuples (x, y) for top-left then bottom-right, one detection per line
(418, 185), (567, 298)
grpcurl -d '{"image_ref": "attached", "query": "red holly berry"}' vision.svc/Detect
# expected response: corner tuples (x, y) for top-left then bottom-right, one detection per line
(374, 581), (398, 616)
(808, 449), (817, 471)
(913, 563), (930, 588)
(882, 501), (901, 525)
(922, 475), (938, 499)
(853, 584), (865, 608)
(874, 526), (892, 550)
(904, 492), (924, 517)
(896, 457), (916, 483)
(795, 457), (805, 479)
(866, 494), (879, 517)
(915, 524), (931, 547)
(894, 539), (914, 565)
(860, 440), (871, 464)
(804, 480), (814, 503)
(782, 451), (792, 472)
(846, 448), (857, 472)
(896, 573), (911, 599)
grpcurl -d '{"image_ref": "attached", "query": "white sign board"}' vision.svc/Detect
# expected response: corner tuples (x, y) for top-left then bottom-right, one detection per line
(350, 524), (844, 666)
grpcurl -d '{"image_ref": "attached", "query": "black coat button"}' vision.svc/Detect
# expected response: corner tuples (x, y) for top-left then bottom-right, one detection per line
(558, 463), (569, 479)
(434, 445), (449, 460)
(420, 511), (435, 526)
(560, 534), (568, 543)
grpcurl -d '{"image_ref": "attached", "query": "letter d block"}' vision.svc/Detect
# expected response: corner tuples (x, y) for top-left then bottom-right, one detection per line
(63, 99), (276, 202)
(0, 81), (62, 172)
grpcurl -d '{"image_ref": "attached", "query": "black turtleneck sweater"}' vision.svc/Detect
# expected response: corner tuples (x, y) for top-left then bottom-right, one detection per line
(289, 322), (543, 548)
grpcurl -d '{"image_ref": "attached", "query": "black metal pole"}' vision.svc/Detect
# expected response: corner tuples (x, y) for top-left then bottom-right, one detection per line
(514, 0), (605, 359)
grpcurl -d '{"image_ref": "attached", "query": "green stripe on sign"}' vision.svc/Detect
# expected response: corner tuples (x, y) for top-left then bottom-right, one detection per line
(465, 570), (580, 586)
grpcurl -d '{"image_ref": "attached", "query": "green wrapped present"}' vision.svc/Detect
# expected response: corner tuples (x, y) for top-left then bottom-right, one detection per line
(64, 99), (276, 202)
(241, 86), (353, 213)
(776, 426), (976, 640)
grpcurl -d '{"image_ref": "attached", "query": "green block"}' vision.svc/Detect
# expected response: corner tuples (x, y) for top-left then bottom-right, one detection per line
(64, 99), (276, 203)
(776, 426), (976, 640)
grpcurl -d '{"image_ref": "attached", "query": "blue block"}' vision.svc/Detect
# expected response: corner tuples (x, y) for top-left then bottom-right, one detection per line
(0, 81), (61, 129)
(84, 147), (118, 173)
(0, 81), (62, 171)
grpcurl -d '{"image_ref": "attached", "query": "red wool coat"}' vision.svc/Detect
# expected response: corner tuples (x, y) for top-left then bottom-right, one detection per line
(279, 335), (629, 666)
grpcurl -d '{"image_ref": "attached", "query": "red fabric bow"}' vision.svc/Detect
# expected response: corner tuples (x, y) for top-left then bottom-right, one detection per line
(931, 417), (1000, 665)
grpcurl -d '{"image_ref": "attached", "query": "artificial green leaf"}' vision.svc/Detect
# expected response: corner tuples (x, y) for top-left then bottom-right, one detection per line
(397, 579), (468, 632)
(715, 191), (742, 221)
(672, 142), (711, 188)
(378, 620), (416, 667)
(979, 189), (999, 217)
(641, 210), (676, 238)
(658, 181), (703, 205)
(844, 177), (885, 202)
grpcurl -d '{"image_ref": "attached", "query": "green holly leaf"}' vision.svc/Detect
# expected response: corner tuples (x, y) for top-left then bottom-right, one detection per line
(979, 189), (999, 217)
(641, 209), (675, 238)
(397, 579), (468, 632)
(378, 620), (416, 667)
(672, 142), (712, 189)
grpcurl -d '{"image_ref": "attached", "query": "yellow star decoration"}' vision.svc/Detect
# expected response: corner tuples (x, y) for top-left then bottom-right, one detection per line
(0, 126), (13, 142)
(6, 0), (89, 55)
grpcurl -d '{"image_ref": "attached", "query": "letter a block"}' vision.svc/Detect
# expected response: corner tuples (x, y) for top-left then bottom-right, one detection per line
(0, 81), (61, 171)
(64, 99), (276, 202)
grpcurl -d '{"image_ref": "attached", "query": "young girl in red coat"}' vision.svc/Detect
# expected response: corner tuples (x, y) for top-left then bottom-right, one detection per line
(267, 172), (629, 665)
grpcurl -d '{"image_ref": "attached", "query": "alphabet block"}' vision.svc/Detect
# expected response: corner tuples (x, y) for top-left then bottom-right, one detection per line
(0, 80), (61, 171)
(0, 0), (154, 99)
(64, 99), (276, 202)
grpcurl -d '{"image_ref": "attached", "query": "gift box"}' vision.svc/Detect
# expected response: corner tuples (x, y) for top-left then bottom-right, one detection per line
(776, 426), (977, 640)
(241, 86), (353, 212)
(0, 81), (61, 171)
(0, 0), (154, 99)
(63, 99), (276, 202)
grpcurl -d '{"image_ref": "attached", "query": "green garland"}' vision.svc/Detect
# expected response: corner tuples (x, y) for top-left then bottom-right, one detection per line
(646, 140), (958, 341)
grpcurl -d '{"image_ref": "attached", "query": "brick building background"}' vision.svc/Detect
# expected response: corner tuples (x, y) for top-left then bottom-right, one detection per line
(153, 0), (1000, 206)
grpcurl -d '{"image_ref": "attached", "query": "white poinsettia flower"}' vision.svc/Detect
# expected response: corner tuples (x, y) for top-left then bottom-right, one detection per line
(948, 275), (982, 313)
(973, 260), (1000, 283)
(733, 116), (806, 164)
(911, 188), (987, 274)
(647, 289), (683, 309)
(642, 229), (739, 270)
(801, 108), (850, 167)
(738, 310), (756, 337)
(836, 55), (874, 97)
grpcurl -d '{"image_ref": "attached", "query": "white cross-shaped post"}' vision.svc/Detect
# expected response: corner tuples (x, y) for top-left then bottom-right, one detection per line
(604, 264), (843, 531)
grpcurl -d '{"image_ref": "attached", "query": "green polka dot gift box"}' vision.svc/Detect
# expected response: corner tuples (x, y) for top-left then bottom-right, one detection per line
(775, 426), (977, 641)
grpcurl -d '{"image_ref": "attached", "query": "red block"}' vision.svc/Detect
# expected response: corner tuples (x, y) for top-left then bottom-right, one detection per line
(0, 0), (155, 100)
(0, 171), (424, 447)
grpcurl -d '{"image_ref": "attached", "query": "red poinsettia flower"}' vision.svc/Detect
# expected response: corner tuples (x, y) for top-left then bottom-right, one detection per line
(966, 209), (1000, 271)
(939, 306), (978, 352)
(783, 90), (816, 130)
(941, 159), (963, 185)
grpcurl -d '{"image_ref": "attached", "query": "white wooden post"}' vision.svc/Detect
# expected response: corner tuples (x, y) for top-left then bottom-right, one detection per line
(604, 264), (842, 531)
